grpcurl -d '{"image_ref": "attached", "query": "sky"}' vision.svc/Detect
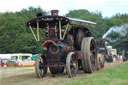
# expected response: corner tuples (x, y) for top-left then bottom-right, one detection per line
(0, 0), (128, 17)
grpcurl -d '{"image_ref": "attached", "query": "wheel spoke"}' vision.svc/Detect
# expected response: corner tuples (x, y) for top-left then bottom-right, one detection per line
(66, 52), (78, 77)
(90, 41), (97, 72)
(35, 54), (47, 78)
(81, 37), (97, 73)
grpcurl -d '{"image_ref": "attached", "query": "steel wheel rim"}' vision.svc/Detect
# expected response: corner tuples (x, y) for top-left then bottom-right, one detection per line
(38, 56), (47, 77)
(90, 40), (97, 72)
(66, 52), (78, 77)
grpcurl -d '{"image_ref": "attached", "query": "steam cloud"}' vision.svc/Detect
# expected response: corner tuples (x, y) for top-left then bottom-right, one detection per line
(103, 24), (128, 39)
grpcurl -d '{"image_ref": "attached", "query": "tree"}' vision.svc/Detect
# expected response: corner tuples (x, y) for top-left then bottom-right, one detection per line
(66, 9), (109, 38)
(0, 7), (46, 54)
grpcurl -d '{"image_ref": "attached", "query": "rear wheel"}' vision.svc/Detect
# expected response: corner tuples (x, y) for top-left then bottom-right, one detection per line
(81, 37), (97, 73)
(66, 52), (78, 77)
(35, 54), (47, 78)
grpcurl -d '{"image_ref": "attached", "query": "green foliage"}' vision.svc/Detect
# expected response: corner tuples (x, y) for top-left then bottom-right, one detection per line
(66, 9), (128, 51)
(111, 35), (128, 51)
(66, 9), (110, 38)
(0, 7), (45, 54)
(0, 7), (128, 53)
(107, 14), (128, 51)
(106, 32), (120, 40)
(110, 13), (128, 26)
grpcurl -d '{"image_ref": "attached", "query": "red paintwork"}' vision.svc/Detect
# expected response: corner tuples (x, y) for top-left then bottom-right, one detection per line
(42, 40), (56, 47)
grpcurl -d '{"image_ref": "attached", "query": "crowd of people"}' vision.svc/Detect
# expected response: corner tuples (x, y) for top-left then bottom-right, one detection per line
(0, 58), (8, 67)
(0, 58), (19, 68)
(113, 54), (122, 62)
(108, 52), (123, 62)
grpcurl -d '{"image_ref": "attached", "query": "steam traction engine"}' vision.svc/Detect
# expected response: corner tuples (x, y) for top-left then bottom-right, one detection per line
(96, 39), (108, 70)
(26, 10), (97, 78)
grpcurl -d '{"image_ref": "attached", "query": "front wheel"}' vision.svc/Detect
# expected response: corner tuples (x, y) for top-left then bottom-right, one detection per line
(66, 52), (78, 78)
(35, 54), (47, 78)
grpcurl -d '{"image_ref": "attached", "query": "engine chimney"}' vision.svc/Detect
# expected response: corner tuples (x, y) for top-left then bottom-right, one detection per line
(51, 10), (59, 15)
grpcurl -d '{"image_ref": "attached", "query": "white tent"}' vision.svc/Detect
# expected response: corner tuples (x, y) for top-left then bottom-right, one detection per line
(0, 54), (12, 59)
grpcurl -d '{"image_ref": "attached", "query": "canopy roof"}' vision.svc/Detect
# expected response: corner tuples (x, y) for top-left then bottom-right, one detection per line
(26, 15), (96, 28)
(68, 17), (96, 28)
(96, 38), (110, 42)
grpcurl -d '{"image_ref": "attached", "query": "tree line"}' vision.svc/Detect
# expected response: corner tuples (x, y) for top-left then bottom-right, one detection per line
(0, 7), (128, 54)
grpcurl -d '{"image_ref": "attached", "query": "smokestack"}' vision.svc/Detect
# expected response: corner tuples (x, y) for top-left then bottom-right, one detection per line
(51, 10), (59, 15)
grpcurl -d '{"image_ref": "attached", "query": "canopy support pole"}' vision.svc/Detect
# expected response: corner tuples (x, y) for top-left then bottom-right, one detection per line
(62, 24), (69, 40)
(37, 21), (40, 41)
(59, 20), (62, 40)
(29, 25), (38, 41)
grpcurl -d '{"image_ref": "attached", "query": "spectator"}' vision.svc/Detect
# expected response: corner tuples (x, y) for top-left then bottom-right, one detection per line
(15, 57), (18, 67)
(120, 55), (123, 60)
(108, 52), (113, 62)
(3, 59), (8, 68)
(0, 58), (2, 67)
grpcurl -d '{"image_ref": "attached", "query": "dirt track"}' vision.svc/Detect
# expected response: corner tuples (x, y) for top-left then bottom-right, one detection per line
(0, 62), (125, 85)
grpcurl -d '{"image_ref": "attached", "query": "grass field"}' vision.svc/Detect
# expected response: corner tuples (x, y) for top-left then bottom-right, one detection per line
(65, 62), (128, 85)
(1, 62), (127, 85)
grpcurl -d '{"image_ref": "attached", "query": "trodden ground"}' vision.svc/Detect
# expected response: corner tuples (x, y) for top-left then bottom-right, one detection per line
(0, 62), (127, 85)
